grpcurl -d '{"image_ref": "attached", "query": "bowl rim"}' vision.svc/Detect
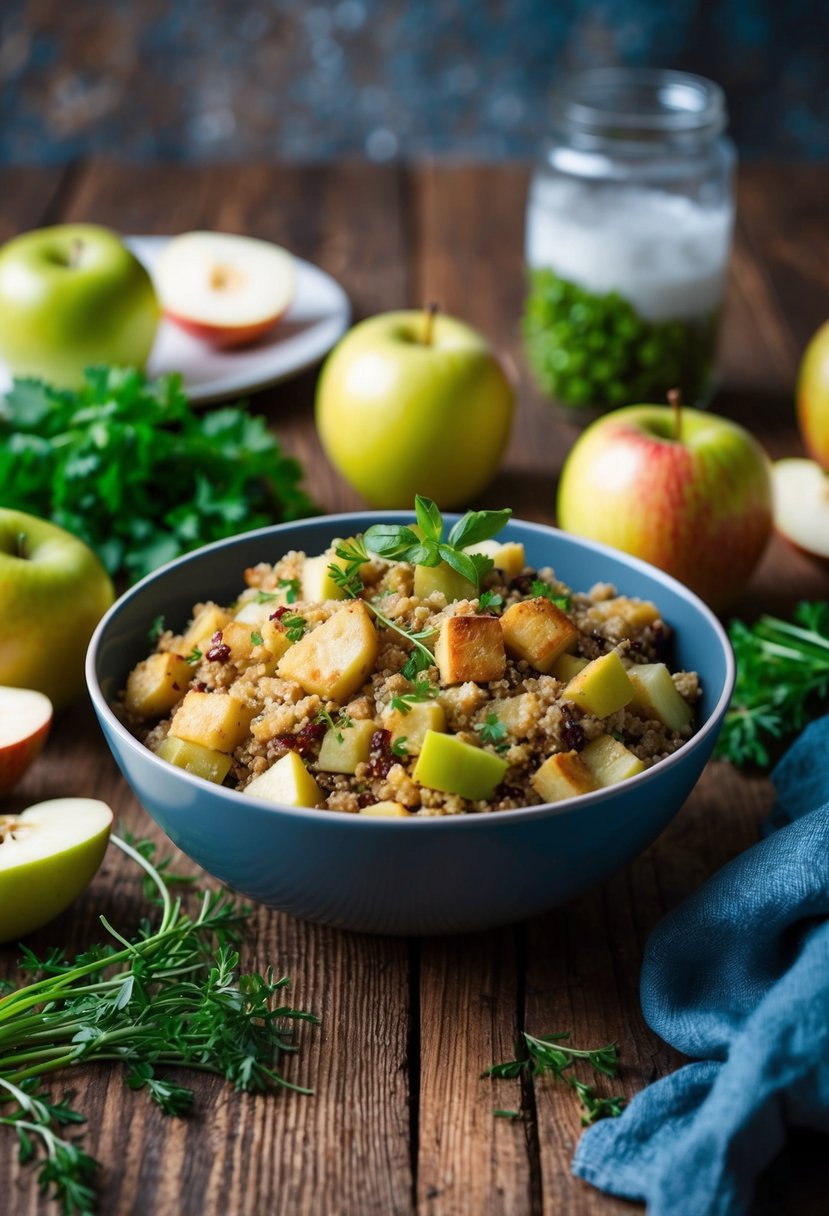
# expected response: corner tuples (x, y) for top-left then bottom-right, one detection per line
(86, 511), (736, 831)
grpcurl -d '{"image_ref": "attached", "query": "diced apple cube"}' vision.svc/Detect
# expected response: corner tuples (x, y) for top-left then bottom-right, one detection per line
(156, 736), (233, 784)
(301, 553), (348, 602)
(358, 801), (411, 818)
(413, 730), (507, 801)
(244, 751), (324, 808)
(464, 538), (526, 578)
(125, 652), (191, 720)
(500, 597), (580, 674)
(234, 598), (285, 626)
(169, 690), (255, 752)
(551, 653), (589, 682)
(386, 700), (446, 754)
(182, 604), (232, 650)
(627, 663), (693, 732)
(316, 718), (377, 774)
(434, 615), (506, 685)
(562, 651), (634, 718)
(588, 596), (661, 632)
(491, 691), (540, 736)
(531, 750), (599, 802)
(414, 561), (476, 603)
(581, 735), (645, 786)
(277, 601), (378, 701)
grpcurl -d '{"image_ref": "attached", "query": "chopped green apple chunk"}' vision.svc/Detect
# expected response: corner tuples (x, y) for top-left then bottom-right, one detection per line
(125, 651), (191, 720)
(386, 699), (446, 755)
(244, 750), (324, 808)
(169, 690), (255, 752)
(413, 729), (508, 801)
(301, 552), (349, 602)
(627, 663), (693, 732)
(562, 651), (634, 718)
(316, 718), (376, 774)
(156, 736), (232, 785)
(358, 801), (411, 818)
(551, 653), (589, 682)
(581, 735), (645, 787)
(531, 750), (599, 802)
(413, 561), (476, 603)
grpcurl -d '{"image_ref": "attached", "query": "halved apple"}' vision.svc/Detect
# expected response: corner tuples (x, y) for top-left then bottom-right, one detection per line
(0, 798), (113, 942)
(0, 686), (53, 795)
(772, 458), (829, 563)
(154, 231), (296, 348)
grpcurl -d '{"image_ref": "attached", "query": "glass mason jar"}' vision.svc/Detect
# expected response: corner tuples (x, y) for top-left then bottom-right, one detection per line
(524, 67), (736, 419)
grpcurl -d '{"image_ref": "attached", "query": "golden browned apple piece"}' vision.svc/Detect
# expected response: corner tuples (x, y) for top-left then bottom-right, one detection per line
(500, 597), (580, 674)
(586, 596), (661, 632)
(531, 750), (599, 802)
(181, 603), (233, 651)
(125, 652), (192, 720)
(434, 615), (506, 684)
(217, 619), (290, 675)
(278, 601), (379, 701)
(168, 689), (255, 752)
(581, 735), (645, 786)
(562, 651), (635, 718)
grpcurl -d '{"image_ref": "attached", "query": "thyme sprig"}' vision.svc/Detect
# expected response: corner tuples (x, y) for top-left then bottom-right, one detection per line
(716, 601), (829, 767)
(363, 496), (512, 592)
(484, 1031), (626, 1127)
(0, 835), (316, 1214)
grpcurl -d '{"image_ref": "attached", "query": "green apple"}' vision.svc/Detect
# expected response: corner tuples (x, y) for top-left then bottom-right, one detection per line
(772, 457), (829, 564)
(0, 224), (159, 388)
(0, 798), (113, 943)
(797, 319), (829, 469)
(412, 729), (508, 801)
(0, 686), (52, 795)
(315, 309), (515, 508)
(557, 404), (773, 610)
(0, 509), (115, 710)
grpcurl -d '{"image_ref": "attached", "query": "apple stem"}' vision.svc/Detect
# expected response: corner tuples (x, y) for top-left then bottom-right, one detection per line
(668, 388), (682, 443)
(422, 302), (439, 346)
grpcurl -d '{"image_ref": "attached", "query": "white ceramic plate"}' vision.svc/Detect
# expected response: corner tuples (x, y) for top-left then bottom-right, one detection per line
(0, 235), (351, 404)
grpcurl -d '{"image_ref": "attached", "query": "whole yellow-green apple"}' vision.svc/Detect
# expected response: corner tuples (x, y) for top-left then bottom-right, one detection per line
(557, 405), (773, 610)
(797, 319), (829, 469)
(0, 509), (114, 710)
(315, 310), (514, 508)
(0, 224), (159, 389)
(0, 798), (113, 943)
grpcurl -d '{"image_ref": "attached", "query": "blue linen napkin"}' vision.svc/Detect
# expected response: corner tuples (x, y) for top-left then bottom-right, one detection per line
(572, 716), (829, 1216)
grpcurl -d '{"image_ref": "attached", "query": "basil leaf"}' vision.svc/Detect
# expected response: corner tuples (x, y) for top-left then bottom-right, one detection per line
(447, 508), (512, 551)
(407, 542), (441, 567)
(438, 544), (479, 586)
(363, 524), (420, 557)
(414, 495), (443, 542)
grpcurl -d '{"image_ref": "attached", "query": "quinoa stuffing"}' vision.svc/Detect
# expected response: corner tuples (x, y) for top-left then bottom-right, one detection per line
(118, 500), (700, 818)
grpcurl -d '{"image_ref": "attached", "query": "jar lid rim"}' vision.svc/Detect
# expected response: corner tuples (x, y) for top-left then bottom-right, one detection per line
(551, 67), (727, 138)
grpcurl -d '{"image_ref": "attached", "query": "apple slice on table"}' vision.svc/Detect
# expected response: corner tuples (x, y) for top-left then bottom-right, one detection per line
(0, 686), (52, 795)
(154, 232), (296, 348)
(0, 798), (112, 943)
(772, 458), (829, 563)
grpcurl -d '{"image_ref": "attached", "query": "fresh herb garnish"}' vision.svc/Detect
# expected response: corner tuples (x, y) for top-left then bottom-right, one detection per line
(716, 601), (829, 767)
(391, 737), (408, 757)
(474, 712), (510, 753)
(0, 368), (315, 582)
(315, 707), (353, 742)
(0, 835), (316, 1214)
(477, 590), (504, 614)
(484, 1031), (625, 1127)
(494, 1108), (521, 1119)
(250, 630), (264, 647)
(281, 613), (307, 643)
(147, 614), (166, 645)
(278, 578), (301, 604)
(531, 580), (572, 611)
(185, 646), (202, 665)
(362, 496), (511, 592)
(390, 679), (440, 714)
(327, 539), (437, 677)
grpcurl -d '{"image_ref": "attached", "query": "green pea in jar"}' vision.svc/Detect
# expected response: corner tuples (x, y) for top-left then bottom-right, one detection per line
(524, 68), (735, 418)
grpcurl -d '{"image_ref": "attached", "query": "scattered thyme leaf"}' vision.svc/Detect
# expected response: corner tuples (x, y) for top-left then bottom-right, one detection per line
(474, 712), (509, 752)
(391, 737), (408, 757)
(185, 646), (202, 665)
(477, 591), (504, 614)
(390, 679), (440, 714)
(278, 577), (301, 604)
(494, 1108), (521, 1119)
(281, 613), (307, 643)
(484, 1031), (625, 1127)
(250, 630), (264, 647)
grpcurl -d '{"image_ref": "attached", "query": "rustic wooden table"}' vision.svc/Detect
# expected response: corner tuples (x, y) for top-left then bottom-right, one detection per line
(2, 163), (828, 1215)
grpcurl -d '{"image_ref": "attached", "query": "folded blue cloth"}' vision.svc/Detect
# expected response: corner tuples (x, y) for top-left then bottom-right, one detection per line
(572, 716), (829, 1216)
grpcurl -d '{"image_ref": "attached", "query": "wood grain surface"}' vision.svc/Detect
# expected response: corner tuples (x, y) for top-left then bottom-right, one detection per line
(1, 162), (828, 1215)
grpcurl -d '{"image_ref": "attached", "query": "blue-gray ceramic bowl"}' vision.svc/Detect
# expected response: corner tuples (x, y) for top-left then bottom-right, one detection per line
(86, 514), (734, 936)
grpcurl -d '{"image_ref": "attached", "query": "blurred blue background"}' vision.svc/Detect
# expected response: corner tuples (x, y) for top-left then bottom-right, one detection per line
(2, 0), (827, 162)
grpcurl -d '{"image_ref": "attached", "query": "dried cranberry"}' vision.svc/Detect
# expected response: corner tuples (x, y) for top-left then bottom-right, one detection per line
(204, 629), (231, 664)
(357, 792), (374, 809)
(273, 734), (298, 752)
(366, 728), (394, 779)
(370, 729), (391, 752)
(269, 606), (289, 621)
(510, 575), (533, 595)
(650, 621), (673, 660)
(560, 705), (586, 751)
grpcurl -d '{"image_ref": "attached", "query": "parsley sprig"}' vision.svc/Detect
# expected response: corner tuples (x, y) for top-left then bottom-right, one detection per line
(716, 601), (829, 767)
(0, 835), (316, 1214)
(389, 679), (440, 714)
(0, 368), (314, 582)
(474, 712), (510, 754)
(531, 580), (572, 611)
(484, 1031), (626, 1126)
(363, 495), (511, 592)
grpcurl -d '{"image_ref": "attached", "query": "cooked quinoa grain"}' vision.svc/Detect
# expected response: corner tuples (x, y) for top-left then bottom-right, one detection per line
(118, 537), (700, 816)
